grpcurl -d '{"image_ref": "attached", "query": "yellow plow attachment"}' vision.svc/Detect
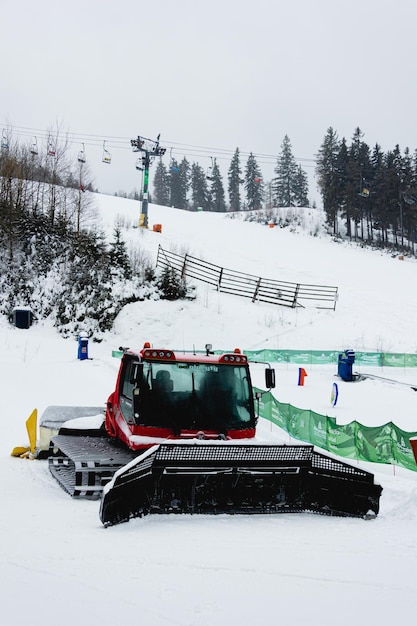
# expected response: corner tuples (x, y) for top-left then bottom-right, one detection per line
(11, 409), (38, 458)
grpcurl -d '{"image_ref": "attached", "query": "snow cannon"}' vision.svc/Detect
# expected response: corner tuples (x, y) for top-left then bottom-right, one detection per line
(338, 349), (355, 382)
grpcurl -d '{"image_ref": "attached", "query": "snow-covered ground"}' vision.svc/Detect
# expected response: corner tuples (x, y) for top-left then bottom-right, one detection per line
(2, 195), (417, 626)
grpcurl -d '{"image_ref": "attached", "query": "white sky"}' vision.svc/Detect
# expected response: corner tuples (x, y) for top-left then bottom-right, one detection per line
(2, 0), (417, 198)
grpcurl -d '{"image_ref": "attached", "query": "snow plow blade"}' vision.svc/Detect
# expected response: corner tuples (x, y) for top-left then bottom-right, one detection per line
(99, 443), (382, 527)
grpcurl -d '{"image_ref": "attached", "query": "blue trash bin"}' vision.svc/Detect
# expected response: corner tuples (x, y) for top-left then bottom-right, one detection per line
(78, 332), (89, 361)
(338, 349), (355, 381)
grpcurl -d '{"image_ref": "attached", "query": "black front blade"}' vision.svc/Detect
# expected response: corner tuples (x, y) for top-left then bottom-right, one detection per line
(99, 443), (382, 526)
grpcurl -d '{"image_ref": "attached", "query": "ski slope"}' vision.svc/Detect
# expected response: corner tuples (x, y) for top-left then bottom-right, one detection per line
(2, 194), (417, 626)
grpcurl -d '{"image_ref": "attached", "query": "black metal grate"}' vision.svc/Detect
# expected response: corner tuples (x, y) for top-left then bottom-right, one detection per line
(155, 443), (314, 464)
(312, 451), (372, 481)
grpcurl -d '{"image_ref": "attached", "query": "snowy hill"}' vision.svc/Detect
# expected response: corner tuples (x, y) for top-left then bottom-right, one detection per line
(96, 193), (417, 355)
(2, 193), (417, 626)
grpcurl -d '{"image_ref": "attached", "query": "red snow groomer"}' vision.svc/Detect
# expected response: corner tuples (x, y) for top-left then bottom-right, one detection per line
(15, 343), (382, 526)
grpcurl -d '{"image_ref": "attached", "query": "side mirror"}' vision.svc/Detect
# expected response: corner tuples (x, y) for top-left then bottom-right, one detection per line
(265, 368), (275, 389)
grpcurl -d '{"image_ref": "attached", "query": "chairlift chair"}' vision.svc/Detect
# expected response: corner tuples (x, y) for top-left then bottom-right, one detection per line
(1, 130), (8, 150)
(358, 178), (370, 198)
(78, 143), (86, 163)
(47, 136), (56, 157)
(30, 137), (38, 156)
(102, 141), (111, 164)
(206, 156), (215, 180)
(169, 148), (179, 173)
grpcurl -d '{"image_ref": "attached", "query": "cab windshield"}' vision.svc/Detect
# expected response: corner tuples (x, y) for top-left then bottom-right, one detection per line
(133, 360), (255, 432)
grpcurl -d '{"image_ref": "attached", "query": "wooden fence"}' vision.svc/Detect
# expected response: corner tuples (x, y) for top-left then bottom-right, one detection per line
(156, 245), (338, 310)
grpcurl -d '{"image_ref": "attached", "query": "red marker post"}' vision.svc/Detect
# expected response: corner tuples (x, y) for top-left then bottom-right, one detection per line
(298, 367), (308, 386)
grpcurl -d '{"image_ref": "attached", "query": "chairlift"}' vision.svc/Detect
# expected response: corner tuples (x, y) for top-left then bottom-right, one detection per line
(47, 136), (56, 157)
(78, 143), (86, 164)
(1, 129), (8, 150)
(169, 148), (179, 173)
(30, 137), (38, 156)
(102, 141), (111, 164)
(206, 156), (214, 181)
(358, 178), (370, 198)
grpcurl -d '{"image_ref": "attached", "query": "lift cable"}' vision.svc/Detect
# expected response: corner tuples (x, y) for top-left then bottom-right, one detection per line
(0, 122), (318, 169)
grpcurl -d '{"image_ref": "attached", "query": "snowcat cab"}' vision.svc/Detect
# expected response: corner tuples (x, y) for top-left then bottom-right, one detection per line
(104, 344), (260, 447)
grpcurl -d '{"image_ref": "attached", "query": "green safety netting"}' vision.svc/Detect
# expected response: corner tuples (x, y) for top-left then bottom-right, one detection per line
(245, 349), (417, 367)
(255, 388), (417, 472)
(113, 348), (417, 367)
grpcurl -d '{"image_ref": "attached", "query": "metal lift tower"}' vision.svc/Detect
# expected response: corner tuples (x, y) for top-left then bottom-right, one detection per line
(131, 134), (166, 228)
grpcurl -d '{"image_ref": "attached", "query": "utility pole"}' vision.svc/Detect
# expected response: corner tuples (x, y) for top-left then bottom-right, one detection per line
(131, 134), (166, 228)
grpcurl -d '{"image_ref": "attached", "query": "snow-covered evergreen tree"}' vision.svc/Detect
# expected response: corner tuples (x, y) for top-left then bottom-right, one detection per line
(272, 135), (304, 207)
(109, 226), (132, 279)
(294, 165), (309, 207)
(316, 127), (342, 233)
(153, 159), (170, 206)
(169, 157), (190, 209)
(244, 153), (263, 210)
(190, 163), (210, 210)
(157, 265), (187, 300)
(209, 160), (226, 212)
(228, 148), (243, 211)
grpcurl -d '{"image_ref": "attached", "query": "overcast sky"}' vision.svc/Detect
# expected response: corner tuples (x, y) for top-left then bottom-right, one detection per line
(2, 0), (417, 202)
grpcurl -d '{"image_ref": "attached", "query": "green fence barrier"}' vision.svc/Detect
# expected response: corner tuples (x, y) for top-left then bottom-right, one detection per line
(256, 388), (417, 472)
(114, 347), (417, 367)
(246, 349), (417, 367)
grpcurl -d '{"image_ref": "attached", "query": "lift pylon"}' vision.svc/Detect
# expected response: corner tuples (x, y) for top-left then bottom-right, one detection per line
(130, 134), (166, 228)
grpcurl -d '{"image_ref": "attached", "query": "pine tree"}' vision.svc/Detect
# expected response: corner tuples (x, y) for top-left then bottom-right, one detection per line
(190, 163), (210, 210)
(209, 159), (226, 212)
(153, 159), (170, 206)
(244, 153), (263, 210)
(293, 165), (309, 207)
(343, 128), (370, 239)
(316, 127), (342, 234)
(368, 143), (384, 242)
(109, 226), (132, 279)
(169, 157), (190, 209)
(228, 148), (243, 211)
(272, 135), (298, 207)
(157, 265), (187, 300)
(169, 158), (181, 208)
